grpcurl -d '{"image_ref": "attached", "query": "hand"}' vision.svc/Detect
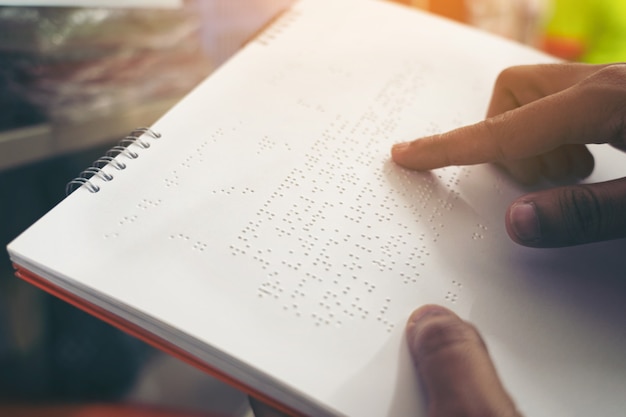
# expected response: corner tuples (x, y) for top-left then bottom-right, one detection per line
(392, 63), (626, 247)
(250, 305), (520, 417)
(406, 305), (520, 417)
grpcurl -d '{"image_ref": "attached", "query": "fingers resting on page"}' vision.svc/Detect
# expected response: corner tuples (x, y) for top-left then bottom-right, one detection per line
(251, 63), (626, 417)
(391, 63), (626, 172)
(250, 305), (521, 417)
(391, 62), (626, 248)
(406, 305), (521, 417)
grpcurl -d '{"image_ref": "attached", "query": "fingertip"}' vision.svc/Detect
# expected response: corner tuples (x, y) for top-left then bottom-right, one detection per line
(391, 141), (410, 153)
(506, 200), (542, 245)
(391, 136), (445, 171)
(507, 179), (626, 248)
(406, 304), (457, 354)
(407, 304), (455, 326)
(391, 141), (410, 161)
(405, 305), (519, 416)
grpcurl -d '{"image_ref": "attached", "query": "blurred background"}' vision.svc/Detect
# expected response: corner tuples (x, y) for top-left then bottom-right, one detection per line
(0, 0), (624, 416)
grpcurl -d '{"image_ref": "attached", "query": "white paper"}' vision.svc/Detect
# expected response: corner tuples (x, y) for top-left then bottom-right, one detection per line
(8, 0), (626, 416)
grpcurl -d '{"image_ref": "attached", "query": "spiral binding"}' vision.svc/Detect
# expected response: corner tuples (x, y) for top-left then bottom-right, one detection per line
(65, 127), (161, 196)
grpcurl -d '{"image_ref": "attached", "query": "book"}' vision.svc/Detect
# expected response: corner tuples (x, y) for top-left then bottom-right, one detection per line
(7, 0), (626, 416)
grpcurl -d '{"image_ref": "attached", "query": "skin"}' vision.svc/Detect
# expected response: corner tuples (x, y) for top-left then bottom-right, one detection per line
(392, 63), (626, 248)
(254, 63), (626, 416)
(404, 305), (520, 417)
(251, 306), (520, 417)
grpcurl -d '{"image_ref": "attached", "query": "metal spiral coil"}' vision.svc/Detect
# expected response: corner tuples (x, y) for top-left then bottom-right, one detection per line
(65, 127), (160, 196)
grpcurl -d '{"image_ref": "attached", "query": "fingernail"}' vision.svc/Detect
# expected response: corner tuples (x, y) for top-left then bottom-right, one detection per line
(408, 304), (451, 323)
(407, 305), (451, 334)
(509, 201), (541, 243)
(406, 305), (454, 353)
(391, 141), (410, 153)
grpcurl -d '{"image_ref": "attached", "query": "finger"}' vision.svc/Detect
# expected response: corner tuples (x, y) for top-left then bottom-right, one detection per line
(486, 63), (610, 117)
(392, 64), (626, 171)
(537, 144), (595, 183)
(506, 177), (626, 247)
(392, 85), (598, 171)
(539, 147), (571, 182)
(496, 157), (543, 185)
(561, 144), (595, 180)
(406, 305), (520, 417)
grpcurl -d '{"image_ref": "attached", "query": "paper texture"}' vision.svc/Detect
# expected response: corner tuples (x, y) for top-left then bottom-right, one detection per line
(8, 0), (626, 416)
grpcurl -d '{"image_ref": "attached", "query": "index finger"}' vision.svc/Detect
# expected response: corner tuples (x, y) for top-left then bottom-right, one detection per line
(391, 72), (617, 171)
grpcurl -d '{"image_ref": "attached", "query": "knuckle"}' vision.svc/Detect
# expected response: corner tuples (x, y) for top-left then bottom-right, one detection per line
(558, 185), (606, 244)
(577, 64), (626, 145)
(494, 65), (545, 105)
(582, 63), (626, 87)
(495, 65), (526, 89)
(493, 67), (524, 107)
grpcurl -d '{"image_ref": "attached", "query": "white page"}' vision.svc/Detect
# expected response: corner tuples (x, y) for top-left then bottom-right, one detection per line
(0, 0), (181, 8)
(8, 0), (626, 416)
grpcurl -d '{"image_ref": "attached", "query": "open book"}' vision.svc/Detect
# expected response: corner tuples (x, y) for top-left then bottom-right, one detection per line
(7, 0), (626, 416)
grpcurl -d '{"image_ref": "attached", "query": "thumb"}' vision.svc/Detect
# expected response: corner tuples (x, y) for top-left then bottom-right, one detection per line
(506, 177), (626, 247)
(406, 305), (519, 417)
